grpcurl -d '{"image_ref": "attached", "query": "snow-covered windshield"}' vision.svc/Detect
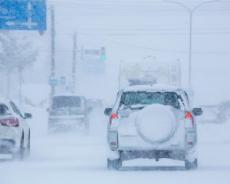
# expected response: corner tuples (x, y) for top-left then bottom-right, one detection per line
(52, 96), (81, 109)
(120, 91), (180, 109)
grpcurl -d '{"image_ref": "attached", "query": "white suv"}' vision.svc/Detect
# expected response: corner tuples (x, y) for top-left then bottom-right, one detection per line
(104, 85), (202, 170)
(0, 98), (31, 159)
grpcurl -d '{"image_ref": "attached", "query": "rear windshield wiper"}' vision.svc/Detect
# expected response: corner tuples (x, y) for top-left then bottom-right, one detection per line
(121, 104), (145, 110)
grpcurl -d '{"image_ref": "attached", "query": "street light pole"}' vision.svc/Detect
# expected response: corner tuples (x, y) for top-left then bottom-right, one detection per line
(50, 5), (56, 97)
(164, 0), (218, 90)
(188, 12), (193, 90)
(72, 32), (77, 93)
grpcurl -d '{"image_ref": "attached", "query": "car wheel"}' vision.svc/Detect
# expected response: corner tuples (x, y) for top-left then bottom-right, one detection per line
(26, 130), (31, 157)
(83, 119), (90, 134)
(14, 133), (25, 160)
(107, 158), (122, 170)
(185, 159), (198, 170)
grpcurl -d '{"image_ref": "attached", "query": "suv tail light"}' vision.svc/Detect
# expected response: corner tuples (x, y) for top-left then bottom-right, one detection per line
(184, 112), (194, 128)
(111, 113), (119, 120)
(0, 118), (19, 127)
(109, 113), (119, 124)
(185, 112), (193, 120)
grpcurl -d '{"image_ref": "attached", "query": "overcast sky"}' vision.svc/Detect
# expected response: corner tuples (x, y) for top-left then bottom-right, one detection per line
(28, 0), (230, 104)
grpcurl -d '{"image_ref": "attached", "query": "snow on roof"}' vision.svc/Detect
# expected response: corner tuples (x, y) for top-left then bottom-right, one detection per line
(53, 93), (85, 98)
(122, 84), (184, 92)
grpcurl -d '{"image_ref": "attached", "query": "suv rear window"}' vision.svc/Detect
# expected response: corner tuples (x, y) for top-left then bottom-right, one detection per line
(52, 96), (81, 109)
(120, 91), (180, 109)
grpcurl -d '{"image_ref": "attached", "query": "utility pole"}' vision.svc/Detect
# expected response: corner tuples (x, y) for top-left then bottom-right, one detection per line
(18, 67), (23, 107)
(50, 6), (56, 97)
(6, 69), (10, 98)
(72, 32), (77, 93)
(118, 60), (124, 90)
(188, 12), (193, 91)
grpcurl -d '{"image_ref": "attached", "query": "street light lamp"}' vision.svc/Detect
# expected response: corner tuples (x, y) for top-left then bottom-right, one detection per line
(164, 0), (218, 90)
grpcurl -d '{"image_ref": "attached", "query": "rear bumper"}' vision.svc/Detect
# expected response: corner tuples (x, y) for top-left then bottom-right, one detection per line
(0, 126), (22, 153)
(49, 114), (86, 120)
(0, 139), (16, 154)
(49, 114), (86, 121)
(49, 115), (86, 125)
(120, 150), (186, 161)
(48, 116), (88, 131)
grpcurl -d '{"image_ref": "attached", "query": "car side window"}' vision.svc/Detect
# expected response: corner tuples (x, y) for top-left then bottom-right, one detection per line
(0, 103), (10, 115)
(177, 95), (186, 110)
(164, 92), (181, 109)
(10, 101), (23, 118)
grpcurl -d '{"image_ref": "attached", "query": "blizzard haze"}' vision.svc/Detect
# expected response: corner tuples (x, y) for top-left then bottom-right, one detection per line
(0, 0), (230, 184)
(52, 0), (230, 104)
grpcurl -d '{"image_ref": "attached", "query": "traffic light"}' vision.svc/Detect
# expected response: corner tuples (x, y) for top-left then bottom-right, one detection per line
(100, 47), (106, 62)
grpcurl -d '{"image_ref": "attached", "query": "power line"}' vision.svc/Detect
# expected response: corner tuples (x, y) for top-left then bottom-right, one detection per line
(49, 0), (230, 13)
(45, 1), (230, 56)
(50, 0), (230, 5)
(54, 30), (230, 37)
(38, 47), (230, 55)
(38, 49), (230, 55)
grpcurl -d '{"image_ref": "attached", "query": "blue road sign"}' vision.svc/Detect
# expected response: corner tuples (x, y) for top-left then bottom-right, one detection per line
(0, 0), (46, 31)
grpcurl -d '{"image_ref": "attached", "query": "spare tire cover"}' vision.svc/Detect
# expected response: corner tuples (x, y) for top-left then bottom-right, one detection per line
(135, 104), (177, 144)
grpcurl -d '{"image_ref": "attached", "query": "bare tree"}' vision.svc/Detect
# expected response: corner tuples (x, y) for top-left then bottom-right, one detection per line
(0, 32), (37, 102)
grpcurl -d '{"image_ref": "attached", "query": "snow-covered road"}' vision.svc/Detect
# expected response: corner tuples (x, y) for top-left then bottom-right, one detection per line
(1, 108), (230, 184)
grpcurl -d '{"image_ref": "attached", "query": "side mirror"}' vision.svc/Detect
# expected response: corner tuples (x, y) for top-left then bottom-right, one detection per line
(104, 108), (112, 116)
(192, 108), (203, 116)
(24, 113), (32, 119)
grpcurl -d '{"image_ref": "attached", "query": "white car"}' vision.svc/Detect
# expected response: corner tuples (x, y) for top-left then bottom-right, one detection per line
(104, 85), (203, 170)
(0, 98), (31, 159)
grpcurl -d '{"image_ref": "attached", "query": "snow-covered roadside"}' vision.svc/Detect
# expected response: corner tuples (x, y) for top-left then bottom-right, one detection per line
(197, 120), (230, 172)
